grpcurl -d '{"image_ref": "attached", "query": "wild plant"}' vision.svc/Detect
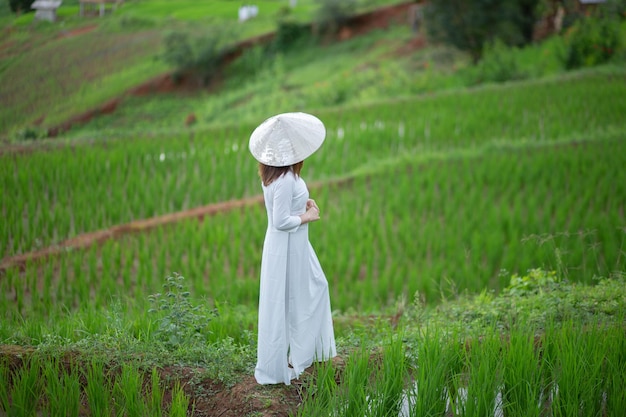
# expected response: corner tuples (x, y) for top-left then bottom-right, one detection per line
(148, 272), (213, 349)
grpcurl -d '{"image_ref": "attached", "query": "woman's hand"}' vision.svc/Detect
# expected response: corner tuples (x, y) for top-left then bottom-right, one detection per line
(306, 199), (320, 212)
(301, 199), (321, 224)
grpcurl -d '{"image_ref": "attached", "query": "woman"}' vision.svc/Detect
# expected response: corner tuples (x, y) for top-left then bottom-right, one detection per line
(249, 112), (337, 385)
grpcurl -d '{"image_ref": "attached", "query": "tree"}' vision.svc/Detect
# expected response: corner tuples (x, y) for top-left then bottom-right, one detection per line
(423, 0), (544, 62)
(314, 0), (358, 37)
(9, 0), (35, 14)
(161, 26), (234, 86)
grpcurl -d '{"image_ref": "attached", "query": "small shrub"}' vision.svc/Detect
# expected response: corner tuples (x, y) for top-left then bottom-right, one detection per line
(228, 45), (267, 82)
(314, 0), (357, 38)
(161, 27), (234, 85)
(504, 268), (560, 296)
(273, 20), (311, 52)
(148, 273), (214, 349)
(12, 126), (47, 142)
(563, 16), (622, 69)
(161, 32), (194, 81)
(465, 38), (528, 84)
(9, 0), (34, 14)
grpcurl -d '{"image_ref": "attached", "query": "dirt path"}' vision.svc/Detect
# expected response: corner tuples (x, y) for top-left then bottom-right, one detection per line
(0, 178), (352, 272)
(0, 195), (265, 272)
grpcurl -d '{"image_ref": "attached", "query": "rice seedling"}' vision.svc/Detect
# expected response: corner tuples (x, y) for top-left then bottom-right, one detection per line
(150, 367), (165, 417)
(6, 355), (44, 417)
(368, 335), (407, 417)
(454, 331), (503, 417)
(168, 381), (191, 417)
(0, 358), (10, 414)
(547, 321), (610, 417)
(336, 345), (371, 416)
(3, 131), (625, 329)
(43, 358), (81, 417)
(296, 357), (338, 416)
(83, 358), (113, 417)
(406, 329), (461, 417)
(112, 362), (149, 416)
(3, 69), (626, 261)
(501, 328), (546, 417)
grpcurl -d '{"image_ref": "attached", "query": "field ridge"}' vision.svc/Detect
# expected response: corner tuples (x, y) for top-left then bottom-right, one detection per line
(3, 128), (621, 272)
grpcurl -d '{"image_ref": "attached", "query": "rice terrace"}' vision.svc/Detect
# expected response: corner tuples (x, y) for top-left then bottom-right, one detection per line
(1, 0), (626, 415)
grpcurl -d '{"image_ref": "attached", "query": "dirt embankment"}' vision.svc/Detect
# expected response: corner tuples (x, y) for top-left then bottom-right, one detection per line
(0, 344), (348, 417)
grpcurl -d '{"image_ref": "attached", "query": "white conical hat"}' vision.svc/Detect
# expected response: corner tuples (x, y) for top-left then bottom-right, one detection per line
(249, 112), (326, 167)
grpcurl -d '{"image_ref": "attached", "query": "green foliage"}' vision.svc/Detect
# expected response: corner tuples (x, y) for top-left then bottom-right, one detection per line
(464, 38), (528, 84)
(605, 0), (626, 18)
(112, 363), (148, 416)
(412, 271), (626, 334)
(273, 19), (312, 52)
(0, 0), (12, 19)
(169, 382), (190, 417)
(8, 0), (33, 14)
(563, 16), (622, 69)
(148, 273), (214, 349)
(83, 359), (113, 417)
(228, 45), (268, 82)
(314, 0), (357, 37)
(11, 126), (47, 142)
(423, 0), (543, 62)
(0, 359), (10, 414)
(505, 268), (560, 296)
(161, 26), (234, 85)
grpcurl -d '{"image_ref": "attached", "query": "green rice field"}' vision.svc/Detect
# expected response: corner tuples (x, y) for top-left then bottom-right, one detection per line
(1, 4), (626, 413)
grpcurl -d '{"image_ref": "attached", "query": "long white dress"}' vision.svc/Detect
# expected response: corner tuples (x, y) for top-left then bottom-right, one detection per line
(254, 170), (337, 385)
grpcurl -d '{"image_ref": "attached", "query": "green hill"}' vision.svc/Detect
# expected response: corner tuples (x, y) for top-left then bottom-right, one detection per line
(0, 0), (410, 141)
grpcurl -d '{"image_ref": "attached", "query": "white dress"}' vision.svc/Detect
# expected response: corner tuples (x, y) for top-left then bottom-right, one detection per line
(254, 170), (337, 385)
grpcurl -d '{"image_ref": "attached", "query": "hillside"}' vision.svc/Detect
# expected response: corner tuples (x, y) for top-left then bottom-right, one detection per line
(0, 0), (412, 141)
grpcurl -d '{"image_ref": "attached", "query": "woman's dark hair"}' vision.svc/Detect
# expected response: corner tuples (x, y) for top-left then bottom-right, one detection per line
(259, 161), (303, 186)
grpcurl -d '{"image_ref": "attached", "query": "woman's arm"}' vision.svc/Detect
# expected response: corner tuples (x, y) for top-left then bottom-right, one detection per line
(272, 174), (303, 231)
